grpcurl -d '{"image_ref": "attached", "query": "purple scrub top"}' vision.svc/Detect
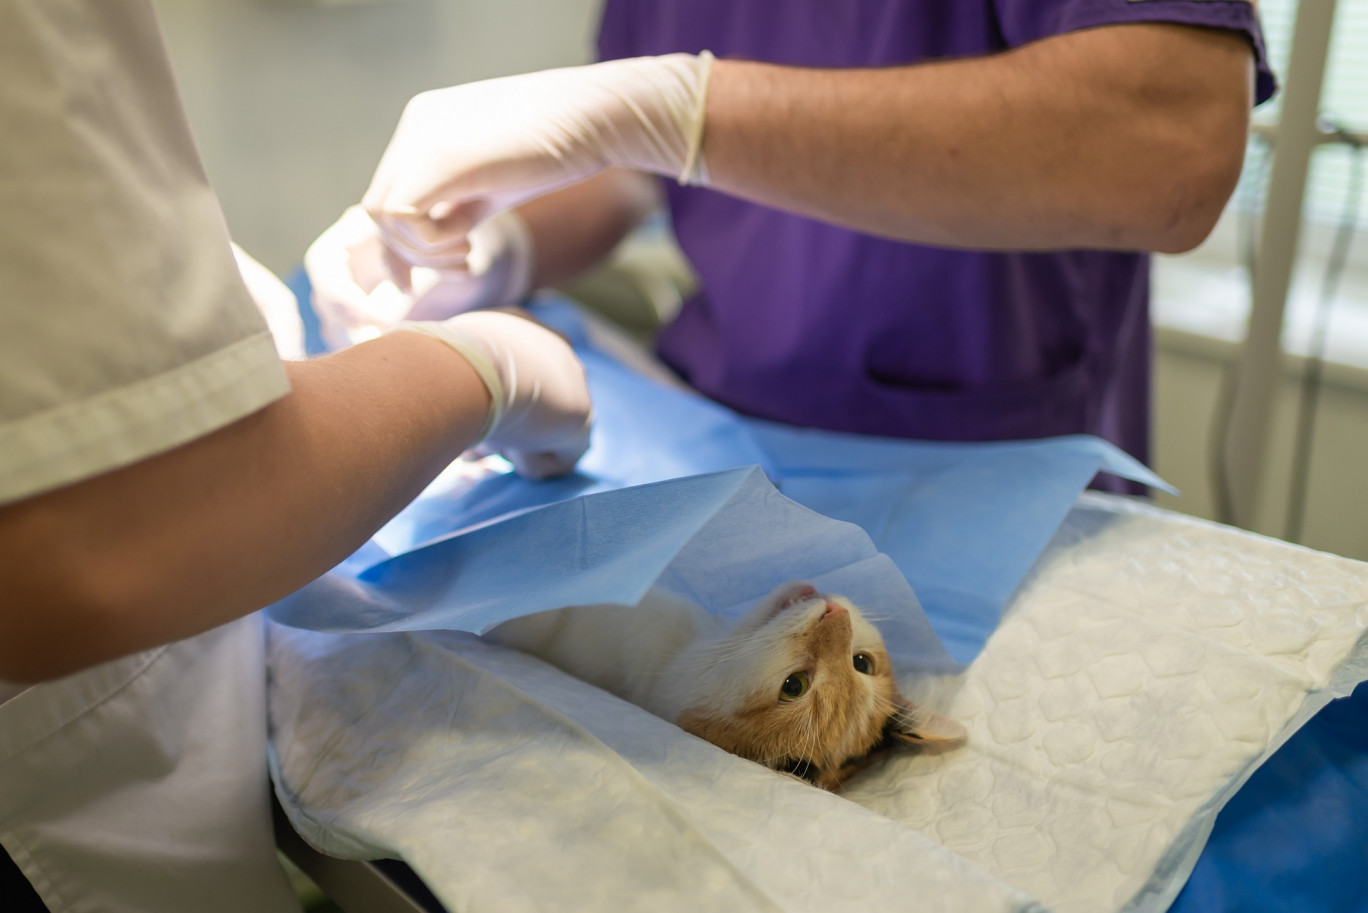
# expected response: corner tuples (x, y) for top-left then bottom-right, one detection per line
(597, 0), (1274, 489)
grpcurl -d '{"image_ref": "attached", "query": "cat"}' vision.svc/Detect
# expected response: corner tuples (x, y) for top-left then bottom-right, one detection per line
(485, 580), (965, 790)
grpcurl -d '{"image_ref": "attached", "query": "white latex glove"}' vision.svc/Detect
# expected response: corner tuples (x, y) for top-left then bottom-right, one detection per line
(363, 52), (714, 271)
(231, 242), (306, 360)
(304, 206), (534, 350)
(391, 310), (592, 479)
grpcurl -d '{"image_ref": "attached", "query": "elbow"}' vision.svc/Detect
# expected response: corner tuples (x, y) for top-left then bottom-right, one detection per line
(0, 578), (128, 684)
(1099, 125), (1246, 255)
(1080, 21), (1257, 255)
(1145, 146), (1246, 254)
(0, 631), (74, 685)
(0, 626), (88, 686)
(1144, 202), (1228, 256)
(1130, 96), (1251, 255)
(0, 523), (152, 684)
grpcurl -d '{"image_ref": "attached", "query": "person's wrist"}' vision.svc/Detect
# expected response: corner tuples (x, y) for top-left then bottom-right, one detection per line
(385, 321), (503, 440)
(474, 207), (535, 307)
(599, 51), (715, 186)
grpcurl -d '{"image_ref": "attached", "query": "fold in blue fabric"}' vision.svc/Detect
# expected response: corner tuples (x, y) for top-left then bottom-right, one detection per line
(270, 296), (1166, 666)
(272, 464), (957, 675)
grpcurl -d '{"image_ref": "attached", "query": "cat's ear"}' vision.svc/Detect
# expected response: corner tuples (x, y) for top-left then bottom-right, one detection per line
(888, 699), (967, 745)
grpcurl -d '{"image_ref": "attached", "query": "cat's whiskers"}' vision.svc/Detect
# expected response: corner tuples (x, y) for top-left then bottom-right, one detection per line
(621, 634), (750, 680)
(813, 716), (842, 784)
(808, 728), (826, 780)
(643, 647), (740, 678)
(651, 634), (778, 677)
(798, 708), (823, 775)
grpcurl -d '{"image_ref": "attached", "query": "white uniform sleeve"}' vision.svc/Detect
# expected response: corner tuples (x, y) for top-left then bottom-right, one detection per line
(0, 0), (290, 506)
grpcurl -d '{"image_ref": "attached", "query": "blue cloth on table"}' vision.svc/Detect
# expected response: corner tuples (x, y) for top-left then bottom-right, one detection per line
(271, 465), (958, 675)
(271, 294), (1167, 667)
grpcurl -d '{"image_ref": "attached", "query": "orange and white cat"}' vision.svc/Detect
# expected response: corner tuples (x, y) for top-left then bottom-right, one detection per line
(486, 581), (964, 790)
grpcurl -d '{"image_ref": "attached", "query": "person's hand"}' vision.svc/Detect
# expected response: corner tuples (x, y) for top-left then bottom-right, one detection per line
(363, 53), (713, 273)
(231, 242), (306, 359)
(391, 310), (592, 479)
(304, 206), (535, 349)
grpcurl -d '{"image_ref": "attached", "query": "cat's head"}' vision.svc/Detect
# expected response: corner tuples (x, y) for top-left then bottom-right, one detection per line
(673, 581), (964, 790)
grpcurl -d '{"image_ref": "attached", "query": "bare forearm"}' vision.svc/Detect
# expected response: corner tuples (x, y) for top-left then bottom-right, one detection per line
(703, 23), (1253, 253)
(519, 168), (660, 288)
(0, 331), (487, 681)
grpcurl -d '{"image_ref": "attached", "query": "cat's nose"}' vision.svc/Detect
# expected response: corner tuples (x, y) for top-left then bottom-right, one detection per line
(821, 601), (848, 621)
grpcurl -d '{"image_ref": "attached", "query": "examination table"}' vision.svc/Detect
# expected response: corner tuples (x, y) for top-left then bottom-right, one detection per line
(269, 296), (1368, 913)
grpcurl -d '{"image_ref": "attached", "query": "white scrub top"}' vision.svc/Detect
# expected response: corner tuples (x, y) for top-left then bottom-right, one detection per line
(0, 1), (298, 910)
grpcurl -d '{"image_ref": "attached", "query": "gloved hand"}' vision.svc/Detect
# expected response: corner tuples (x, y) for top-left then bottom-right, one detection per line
(363, 52), (714, 271)
(305, 206), (535, 350)
(391, 310), (593, 479)
(231, 242), (306, 360)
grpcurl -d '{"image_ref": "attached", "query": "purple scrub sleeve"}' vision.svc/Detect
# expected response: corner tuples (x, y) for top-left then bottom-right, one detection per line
(597, 1), (1274, 490)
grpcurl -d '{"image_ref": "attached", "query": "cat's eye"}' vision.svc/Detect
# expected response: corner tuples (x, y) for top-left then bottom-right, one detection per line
(779, 672), (810, 701)
(853, 653), (875, 675)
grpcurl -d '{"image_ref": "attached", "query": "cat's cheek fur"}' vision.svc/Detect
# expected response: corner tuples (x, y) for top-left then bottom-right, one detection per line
(675, 700), (812, 776)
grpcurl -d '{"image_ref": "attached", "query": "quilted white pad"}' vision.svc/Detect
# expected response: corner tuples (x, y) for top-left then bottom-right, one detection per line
(269, 494), (1368, 913)
(847, 494), (1368, 912)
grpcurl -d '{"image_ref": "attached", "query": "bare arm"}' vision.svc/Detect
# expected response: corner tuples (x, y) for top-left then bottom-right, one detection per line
(517, 167), (661, 289)
(0, 332), (487, 682)
(702, 23), (1254, 253)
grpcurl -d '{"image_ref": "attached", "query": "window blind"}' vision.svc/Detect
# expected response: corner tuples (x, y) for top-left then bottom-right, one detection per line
(1253, 0), (1368, 228)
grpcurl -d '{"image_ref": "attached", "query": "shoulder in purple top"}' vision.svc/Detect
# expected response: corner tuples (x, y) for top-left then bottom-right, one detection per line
(597, 0), (1275, 486)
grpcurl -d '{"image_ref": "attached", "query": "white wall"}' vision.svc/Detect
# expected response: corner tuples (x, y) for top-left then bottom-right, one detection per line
(152, 0), (603, 276)
(1153, 326), (1368, 562)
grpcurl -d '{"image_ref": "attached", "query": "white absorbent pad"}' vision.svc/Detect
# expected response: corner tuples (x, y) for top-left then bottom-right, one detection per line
(269, 494), (1368, 913)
